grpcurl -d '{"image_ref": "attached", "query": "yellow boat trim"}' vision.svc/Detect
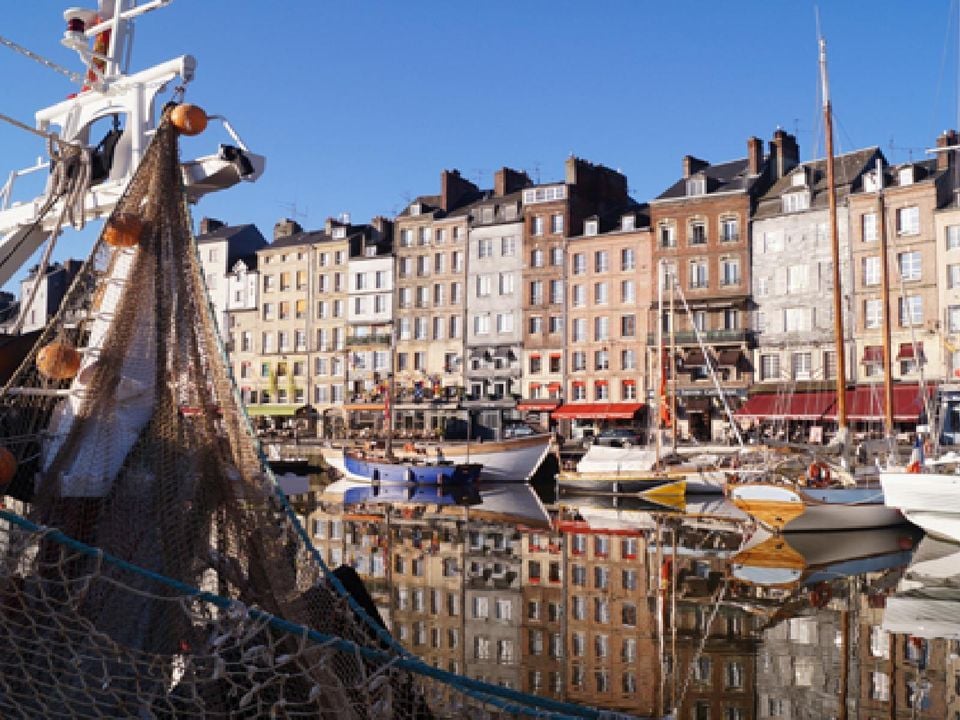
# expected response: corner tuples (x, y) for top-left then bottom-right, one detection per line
(731, 499), (805, 531)
(732, 534), (806, 570)
(641, 479), (686, 500)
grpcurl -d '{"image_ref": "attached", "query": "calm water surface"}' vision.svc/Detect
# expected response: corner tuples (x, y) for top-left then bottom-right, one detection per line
(304, 479), (958, 719)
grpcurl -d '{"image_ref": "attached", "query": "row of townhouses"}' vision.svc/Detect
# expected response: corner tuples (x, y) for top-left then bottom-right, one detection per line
(11, 127), (954, 441)
(303, 499), (958, 718)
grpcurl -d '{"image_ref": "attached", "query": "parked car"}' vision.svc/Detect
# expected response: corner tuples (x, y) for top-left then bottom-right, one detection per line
(503, 423), (538, 439)
(594, 427), (644, 448)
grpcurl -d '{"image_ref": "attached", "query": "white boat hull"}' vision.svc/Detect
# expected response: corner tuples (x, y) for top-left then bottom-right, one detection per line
(415, 435), (553, 483)
(881, 471), (960, 542)
(729, 483), (904, 532)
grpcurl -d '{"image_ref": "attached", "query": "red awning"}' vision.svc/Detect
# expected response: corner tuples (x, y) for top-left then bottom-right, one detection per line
(517, 400), (560, 412)
(553, 402), (645, 420)
(572, 380), (586, 386)
(549, 353), (562, 359)
(623, 379), (637, 385)
(862, 346), (883, 363)
(897, 342), (923, 360)
(825, 384), (931, 421)
(547, 382), (562, 390)
(734, 391), (835, 420)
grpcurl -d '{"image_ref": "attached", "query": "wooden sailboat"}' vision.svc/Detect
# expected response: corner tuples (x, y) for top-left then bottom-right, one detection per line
(730, 36), (903, 531)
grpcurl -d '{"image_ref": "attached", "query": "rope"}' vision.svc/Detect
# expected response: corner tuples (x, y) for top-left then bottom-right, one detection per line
(0, 33), (85, 85)
(0, 507), (638, 720)
(0, 111), (89, 150)
(9, 143), (92, 335)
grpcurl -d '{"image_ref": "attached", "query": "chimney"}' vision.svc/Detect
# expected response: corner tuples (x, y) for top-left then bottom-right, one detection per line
(682, 155), (709, 179)
(768, 129), (799, 179)
(494, 167), (532, 197)
(273, 218), (302, 241)
(199, 217), (225, 235)
(937, 129), (959, 171)
(746, 137), (763, 176)
(440, 169), (479, 212)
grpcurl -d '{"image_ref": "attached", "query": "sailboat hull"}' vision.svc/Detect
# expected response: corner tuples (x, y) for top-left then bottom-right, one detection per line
(881, 471), (960, 542)
(729, 483), (904, 531)
(412, 434), (553, 483)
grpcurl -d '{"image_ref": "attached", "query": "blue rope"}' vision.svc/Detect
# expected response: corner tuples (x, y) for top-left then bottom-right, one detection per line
(0, 509), (643, 720)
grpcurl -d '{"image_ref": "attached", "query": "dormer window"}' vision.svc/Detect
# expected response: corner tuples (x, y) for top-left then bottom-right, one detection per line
(782, 191), (810, 213)
(863, 170), (882, 193)
(332, 226), (346, 239)
(584, 219), (599, 236)
(791, 169), (807, 187)
(410, 202), (421, 216)
(898, 166), (915, 186)
(365, 245), (377, 257)
(621, 214), (635, 231)
(686, 176), (706, 196)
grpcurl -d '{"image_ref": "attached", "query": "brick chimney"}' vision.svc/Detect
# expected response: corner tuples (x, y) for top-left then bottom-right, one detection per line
(199, 217), (225, 235)
(937, 129), (959, 171)
(768, 129), (799, 179)
(682, 155), (709, 179)
(273, 218), (302, 241)
(746, 137), (764, 176)
(494, 167), (532, 197)
(440, 169), (479, 212)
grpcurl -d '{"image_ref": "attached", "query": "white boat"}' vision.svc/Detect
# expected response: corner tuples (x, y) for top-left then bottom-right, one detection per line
(882, 535), (960, 640)
(322, 433), (552, 484)
(729, 482), (904, 532)
(881, 458), (960, 543)
(730, 524), (918, 588)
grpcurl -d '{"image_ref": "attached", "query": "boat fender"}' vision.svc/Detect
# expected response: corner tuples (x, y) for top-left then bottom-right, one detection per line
(807, 461), (830, 487)
(809, 582), (832, 608)
(907, 460), (922, 474)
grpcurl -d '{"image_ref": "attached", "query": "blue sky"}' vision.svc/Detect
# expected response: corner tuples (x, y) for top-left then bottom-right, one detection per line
(1, 1), (957, 292)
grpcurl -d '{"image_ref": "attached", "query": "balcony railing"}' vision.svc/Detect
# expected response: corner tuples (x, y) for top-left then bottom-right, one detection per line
(645, 329), (753, 345)
(346, 334), (392, 346)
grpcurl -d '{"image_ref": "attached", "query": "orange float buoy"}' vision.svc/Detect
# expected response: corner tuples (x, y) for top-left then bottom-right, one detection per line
(0, 448), (16, 487)
(103, 212), (144, 248)
(170, 104), (208, 136)
(37, 341), (82, 381)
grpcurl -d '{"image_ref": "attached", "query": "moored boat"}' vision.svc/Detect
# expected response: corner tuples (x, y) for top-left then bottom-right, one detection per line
(320, 446), (481, 484)
(880, 457), (960, 543)
(729, 481), (904, 532)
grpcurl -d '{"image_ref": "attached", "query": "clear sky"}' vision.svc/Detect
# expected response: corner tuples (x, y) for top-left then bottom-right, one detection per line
(2, 1), (958, 292)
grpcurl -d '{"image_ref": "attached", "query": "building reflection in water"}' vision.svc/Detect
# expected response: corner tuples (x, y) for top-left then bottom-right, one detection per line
(301, 481), (958, 719)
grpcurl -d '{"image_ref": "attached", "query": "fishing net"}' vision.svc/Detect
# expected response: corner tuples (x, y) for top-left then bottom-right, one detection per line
(0, 108), (606, 719)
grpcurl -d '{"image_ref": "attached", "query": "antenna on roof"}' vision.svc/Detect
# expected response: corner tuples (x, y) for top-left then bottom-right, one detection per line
(278, 200), (309, 222)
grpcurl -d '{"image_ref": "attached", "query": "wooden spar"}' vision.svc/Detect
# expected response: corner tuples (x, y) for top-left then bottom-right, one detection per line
(656, 259), (664, 463)
(877, 158), (895, 437)
(670, 269), (678, 451)
(820, 37), (848, 436)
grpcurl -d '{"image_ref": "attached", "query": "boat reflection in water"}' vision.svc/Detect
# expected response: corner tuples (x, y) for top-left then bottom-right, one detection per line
(303, 482), (939, 718)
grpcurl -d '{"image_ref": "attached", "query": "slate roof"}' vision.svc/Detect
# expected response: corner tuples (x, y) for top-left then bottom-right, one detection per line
(196, 223), (268, 267)
(653, 157), (758, 201)
(754, 147), (883, 220)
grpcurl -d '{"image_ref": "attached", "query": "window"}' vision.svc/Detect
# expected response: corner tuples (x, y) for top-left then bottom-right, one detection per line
(897, 206), (920, 235)
(572, 285), (586, 307)
(862, 212), (877, 242)
(659, 224), (676, 248)
(792, 352), (812, 380)
(947, 225), (960, 249)
(594, 251), (609, 272)
(621, 280), (636, 303)
(594, 349), (609, 370)
(621, 314), (636, 337)
(784, 307), (811, 332)
(530, 280), (543, 305)
(476, 275), (492, 297)
(621, 247), (636, 271)
(687, 176), (706, 195)
(689, 220), (706, 244)
(594, 282), (609, 304)
(594, 316), (609, 341)
(948, 264), (960, 288)
(898, 251), (921, 281)
(585, 219), (599, 236)
(622, 380), (637, 399)
(550, 280), (563, 304)
(622, 349), (636, 370)
(760, 354), (780, 381)
(725, 662), (744, 689)
(572, 253), (587, 275)
(722, 258), (740, 286)
(899, 295), (922, 326)
(865, 298), (882, 329)
(782, 191), (810, 212)
(529, 316), (544, 335)
(549, 315), (562, 334)
(452, 251), (464, 271)
(721, 217), (739, 242)
(474, 315), (490, 335)
(948, 305), (960, 333)
(690, 261), (708, 289)
(531, 248), (544, 267)
(501, 236), (516, 255)
(551, 214), (564, 234)
(871, 672), (890, 701)
(551, 247), (563, 265)
(863, 256), (881, 286)
(786, 264), (808, 293)
(531, 216), (544, 236)
(572, 318), (586, 342)
(496, 313), (513, 333)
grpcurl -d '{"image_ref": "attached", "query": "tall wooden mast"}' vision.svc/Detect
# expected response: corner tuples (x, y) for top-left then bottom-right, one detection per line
(820, 37), (849, 440)
(876, 158), (895, 438)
